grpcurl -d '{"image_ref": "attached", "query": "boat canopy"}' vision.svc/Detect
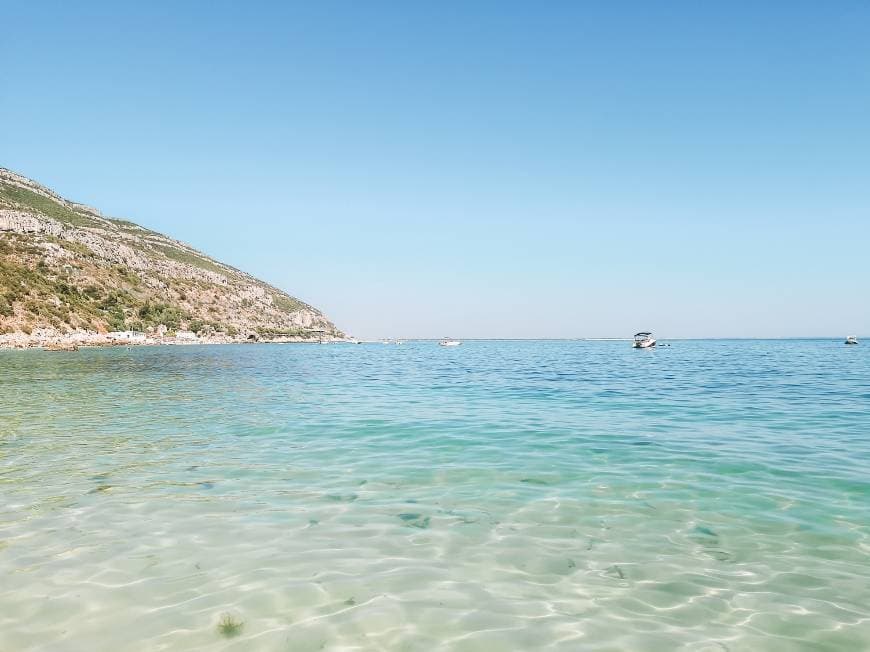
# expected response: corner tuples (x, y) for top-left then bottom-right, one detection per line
(634, 332), (652, 337)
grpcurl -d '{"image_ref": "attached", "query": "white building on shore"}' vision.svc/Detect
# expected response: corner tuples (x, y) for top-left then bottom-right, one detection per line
(108, 331), (146, 343)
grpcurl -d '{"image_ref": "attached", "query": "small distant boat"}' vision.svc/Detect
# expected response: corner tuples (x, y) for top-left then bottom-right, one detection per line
(632, 332), (656, 349)
(845, 336), (858, 345)
(439, 337), (461, 347)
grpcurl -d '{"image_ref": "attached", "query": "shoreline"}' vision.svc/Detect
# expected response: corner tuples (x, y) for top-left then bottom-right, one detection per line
(0, 330), (351, 350)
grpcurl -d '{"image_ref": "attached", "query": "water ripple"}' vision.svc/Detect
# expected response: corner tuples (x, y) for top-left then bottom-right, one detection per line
(1, 340), (869, 650)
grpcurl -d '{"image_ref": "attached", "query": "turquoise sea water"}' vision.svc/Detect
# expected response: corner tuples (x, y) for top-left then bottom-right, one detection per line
(1, 340), (869, 651)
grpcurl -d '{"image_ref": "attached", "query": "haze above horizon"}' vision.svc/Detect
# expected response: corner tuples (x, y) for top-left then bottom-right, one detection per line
(2, 2), (868, 339)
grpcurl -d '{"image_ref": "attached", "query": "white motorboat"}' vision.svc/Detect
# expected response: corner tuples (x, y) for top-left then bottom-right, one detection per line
(845, 336), (858, 345)
(439, 338), (462, 347)
(632, 332), (656, 348)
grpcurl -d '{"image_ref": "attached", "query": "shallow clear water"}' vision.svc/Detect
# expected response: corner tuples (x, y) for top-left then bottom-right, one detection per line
(1, 340), (869, 651)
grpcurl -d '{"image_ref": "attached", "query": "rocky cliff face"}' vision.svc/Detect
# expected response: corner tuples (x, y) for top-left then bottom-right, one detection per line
(0, 167), (344, 343)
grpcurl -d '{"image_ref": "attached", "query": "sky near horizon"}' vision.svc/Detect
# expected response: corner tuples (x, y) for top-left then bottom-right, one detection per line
(2, 2), (869, 339)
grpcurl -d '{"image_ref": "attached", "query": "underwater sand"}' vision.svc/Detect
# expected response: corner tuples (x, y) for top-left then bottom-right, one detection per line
(1, 340), (869, 650)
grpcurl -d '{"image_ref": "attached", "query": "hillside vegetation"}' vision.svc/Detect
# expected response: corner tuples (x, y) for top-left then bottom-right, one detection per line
(0, 168), (343, 342)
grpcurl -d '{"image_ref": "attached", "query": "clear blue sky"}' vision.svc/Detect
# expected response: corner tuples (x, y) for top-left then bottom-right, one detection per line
(3, 2), (868, 338)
